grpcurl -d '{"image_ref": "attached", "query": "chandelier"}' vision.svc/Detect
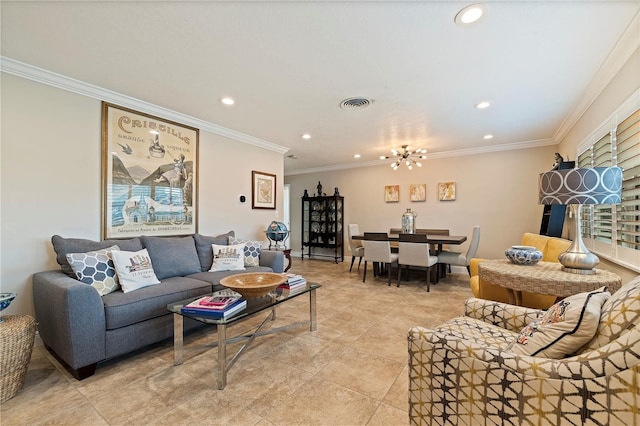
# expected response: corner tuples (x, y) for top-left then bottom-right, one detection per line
(380, 145), (427, 170)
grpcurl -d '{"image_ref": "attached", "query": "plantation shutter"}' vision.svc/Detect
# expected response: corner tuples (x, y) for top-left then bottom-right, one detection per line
(615, 108), (640, 251)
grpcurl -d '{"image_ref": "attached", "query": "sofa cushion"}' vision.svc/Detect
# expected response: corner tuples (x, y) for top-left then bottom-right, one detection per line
(112, 248), (161, 293)
(66, 245), (121, 296)
(193, 231), (235, 271)
(210, 243), (246, 271)
(141, 236), (201, 280)
(508, 287), (610, 358)
(102, 276), (211, 330)
(229, 236), (263, 267)
(52, 235), (143, 278)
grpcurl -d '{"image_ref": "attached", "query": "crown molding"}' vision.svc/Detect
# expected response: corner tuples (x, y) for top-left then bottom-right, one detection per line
(554, 10), (640, 143)
(284, 138), (557, 176)
(0, 56), (290, 155)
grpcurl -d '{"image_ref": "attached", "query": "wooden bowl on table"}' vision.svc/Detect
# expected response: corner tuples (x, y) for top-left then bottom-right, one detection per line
(219, 272), (287, 298)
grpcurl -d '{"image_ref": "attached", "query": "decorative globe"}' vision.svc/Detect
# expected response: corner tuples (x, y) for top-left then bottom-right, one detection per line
(505, 246), (543, 265)
(266, 221), (289, 248)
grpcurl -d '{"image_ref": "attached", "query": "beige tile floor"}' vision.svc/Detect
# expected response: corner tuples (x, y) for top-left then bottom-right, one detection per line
(1, 258), (473, 425)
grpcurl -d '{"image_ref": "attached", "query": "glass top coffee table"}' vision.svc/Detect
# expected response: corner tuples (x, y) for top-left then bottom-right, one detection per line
(167, 282), (320, 389)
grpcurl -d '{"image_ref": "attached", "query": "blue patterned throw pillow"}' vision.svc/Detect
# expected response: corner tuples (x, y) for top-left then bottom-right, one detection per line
(66, 245), (120, 296)
(229, 236), (262, 267)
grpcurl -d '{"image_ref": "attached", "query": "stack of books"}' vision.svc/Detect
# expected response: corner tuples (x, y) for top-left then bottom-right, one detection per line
(278, 273), (307, 295)
(180, 291), (246, 319)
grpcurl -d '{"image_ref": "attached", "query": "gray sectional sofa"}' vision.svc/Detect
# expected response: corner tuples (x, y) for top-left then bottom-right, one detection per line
(32, 231), (284, 380)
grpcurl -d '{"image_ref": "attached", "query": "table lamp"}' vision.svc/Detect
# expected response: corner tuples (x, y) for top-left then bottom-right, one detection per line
(538, 166), (622, 274)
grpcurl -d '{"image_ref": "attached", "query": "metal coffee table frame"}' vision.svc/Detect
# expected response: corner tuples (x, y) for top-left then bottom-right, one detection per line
(168, 283), (320, 389)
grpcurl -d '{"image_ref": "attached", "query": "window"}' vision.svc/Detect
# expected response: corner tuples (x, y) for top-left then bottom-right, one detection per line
(616, 108), (640, 252)
(577, 94), (639, 271)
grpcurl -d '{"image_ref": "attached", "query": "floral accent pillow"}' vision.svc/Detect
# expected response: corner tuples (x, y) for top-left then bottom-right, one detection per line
(229, 237), (262, 267)
(508, 287), (610, 358)
(66, 245), (120, 296)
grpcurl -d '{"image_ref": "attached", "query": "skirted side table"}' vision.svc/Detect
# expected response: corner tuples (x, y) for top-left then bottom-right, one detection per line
(0, 315), (36, 402)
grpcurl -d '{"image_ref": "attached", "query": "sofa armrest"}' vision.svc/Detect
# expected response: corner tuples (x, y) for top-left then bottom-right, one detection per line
(32, 270), (106, 370)
(464, 298), (543, 331)
(259, 250), (285, 273)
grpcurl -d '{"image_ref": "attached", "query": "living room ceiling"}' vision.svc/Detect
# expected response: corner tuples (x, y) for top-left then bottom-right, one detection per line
(1, 1), (638, 175)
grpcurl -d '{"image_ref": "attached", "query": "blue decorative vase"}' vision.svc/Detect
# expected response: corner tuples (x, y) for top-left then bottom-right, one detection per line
(505, 246), (543, 265)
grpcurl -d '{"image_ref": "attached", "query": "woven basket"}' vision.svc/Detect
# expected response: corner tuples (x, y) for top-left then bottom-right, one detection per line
(0, 315), (36, 403)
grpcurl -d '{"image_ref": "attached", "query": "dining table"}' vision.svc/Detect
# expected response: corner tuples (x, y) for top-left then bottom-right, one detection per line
(352, 233), (468, 278)
(351, 233), (467, 252)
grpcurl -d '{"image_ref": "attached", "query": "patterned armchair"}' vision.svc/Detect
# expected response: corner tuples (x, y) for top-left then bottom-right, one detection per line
(408, 275), (640, 425)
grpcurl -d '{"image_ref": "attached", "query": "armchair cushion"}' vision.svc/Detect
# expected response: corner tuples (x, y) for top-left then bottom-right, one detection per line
(508, 287), (610, 358)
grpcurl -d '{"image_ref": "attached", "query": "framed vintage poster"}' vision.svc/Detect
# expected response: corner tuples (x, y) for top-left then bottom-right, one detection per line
(409, 184), (426, 202)
(438, 182), (456, 201)
(252, 171), (276, 209)
(101, 102), (198, 238)
(384, 185), (399, 202)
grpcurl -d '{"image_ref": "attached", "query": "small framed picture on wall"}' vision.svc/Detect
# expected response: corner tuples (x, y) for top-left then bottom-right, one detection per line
(384, 185), (399, 202)
(252, 170), (276, 209)
(409, 184), (426, 202)
(438, 182), (456, 201)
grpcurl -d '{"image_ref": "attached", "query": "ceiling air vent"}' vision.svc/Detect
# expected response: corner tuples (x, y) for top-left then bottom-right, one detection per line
(340, 97), (372, 110)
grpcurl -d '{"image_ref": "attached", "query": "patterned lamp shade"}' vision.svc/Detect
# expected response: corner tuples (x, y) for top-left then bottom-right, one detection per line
(538, 167), (623, 205)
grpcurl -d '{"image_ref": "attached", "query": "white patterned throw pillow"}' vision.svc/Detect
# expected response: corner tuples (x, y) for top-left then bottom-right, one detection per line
(210, 243), (246, 271)
(111, 248), (161, 293)
(229, 236), (262, 267)
(66, 245), (121, 296)
(508, 287), (610, 358)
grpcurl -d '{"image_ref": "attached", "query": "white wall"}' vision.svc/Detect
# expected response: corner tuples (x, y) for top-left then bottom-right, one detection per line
(0, 74), (284, 316)
(285, 145), (558, 261)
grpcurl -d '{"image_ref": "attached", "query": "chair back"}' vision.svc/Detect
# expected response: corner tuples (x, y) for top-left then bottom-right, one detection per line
(363, 232), (393, 263)
(464, 226), (481, 261)
(348, 224), (363, 252)
(398, 233), (434, 267)
(389, 228), (402, 235)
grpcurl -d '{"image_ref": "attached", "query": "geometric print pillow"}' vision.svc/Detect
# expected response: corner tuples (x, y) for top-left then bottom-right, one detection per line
(508, 286), (610, 358)
(580, 275), (640, 352)
(66, 245), (121, 296)
(229, 236), (262, 267)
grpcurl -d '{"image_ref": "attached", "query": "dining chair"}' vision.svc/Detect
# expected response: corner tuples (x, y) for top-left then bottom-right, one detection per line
(397, 233), (438, 291)
(437, 226), (480, 276)
(347, 224), (364, 272)
(362, 232), (398, 285)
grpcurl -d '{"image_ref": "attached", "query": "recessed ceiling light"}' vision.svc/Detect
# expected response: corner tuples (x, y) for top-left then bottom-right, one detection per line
(483, 134), (494, 140)
(474, 101), (491, 109)
(220, 97), (235, 106)
(353, 154), (361, 159)
(302, 133), (311, 140)
(455, 4), (486, 25)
